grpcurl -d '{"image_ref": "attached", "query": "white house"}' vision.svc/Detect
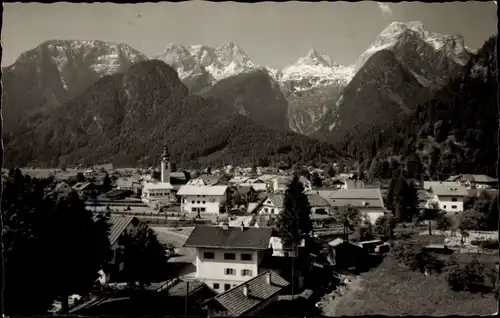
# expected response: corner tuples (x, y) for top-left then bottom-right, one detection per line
(183, 224), (273, 293)
(257, 194), (284, 215)
(270, 176), (291, 193)
(177, 185), (228, 215)
(326, 188), (388, 224)
(427, 184), (469, 214)
(142, 145), (174, 204)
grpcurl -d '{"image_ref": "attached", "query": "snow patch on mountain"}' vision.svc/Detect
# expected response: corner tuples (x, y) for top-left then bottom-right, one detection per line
(281, 49), (355, 90)
(156, 42), (257, 82)
(356, 21), (471, 71)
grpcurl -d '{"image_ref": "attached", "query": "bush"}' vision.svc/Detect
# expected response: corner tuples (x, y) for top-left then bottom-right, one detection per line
(446, 258), (496, 293)
(392, 241), (445, 274)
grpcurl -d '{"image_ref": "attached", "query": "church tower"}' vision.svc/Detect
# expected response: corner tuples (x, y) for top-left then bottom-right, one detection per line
(160, 144), (171, 184)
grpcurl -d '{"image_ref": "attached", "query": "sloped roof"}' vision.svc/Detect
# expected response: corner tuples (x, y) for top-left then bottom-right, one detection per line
(177, 185), (227, 196)
(307, 193), (330, 207)
(327, 188), (385, 209)
(184, 226), (272, 250)
(236, 185), (253, 195)
(92, 215), (137, 246)
(266, 194), (284, 208)
(207, 270), (289, 316)
(466, 174), (497, 183)
(430, 185), (469, 197)
(116, 177), (141, 188)
(166, 280), (211, 297)
(423, 181), (459, 191)
(143, 181), (173, 190)
(199, 174), (221, 185)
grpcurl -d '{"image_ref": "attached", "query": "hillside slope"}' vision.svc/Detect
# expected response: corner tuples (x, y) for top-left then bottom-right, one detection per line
(201, 69), (289, 130)
(345, 35), (498, 179)
(4, 60), (343, 168)
(2, 40), (149, 133)
(317, 49), (431, 148)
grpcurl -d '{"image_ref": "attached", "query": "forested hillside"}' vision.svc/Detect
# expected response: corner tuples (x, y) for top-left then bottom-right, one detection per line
(354, 36), (497, 180)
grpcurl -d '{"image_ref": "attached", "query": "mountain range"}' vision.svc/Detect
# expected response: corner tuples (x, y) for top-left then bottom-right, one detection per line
(3, 60), (343, 168)
(2, 21), (495, 173)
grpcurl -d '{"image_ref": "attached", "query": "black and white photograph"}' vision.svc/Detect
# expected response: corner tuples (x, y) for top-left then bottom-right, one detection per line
(0, 1), (498, 316)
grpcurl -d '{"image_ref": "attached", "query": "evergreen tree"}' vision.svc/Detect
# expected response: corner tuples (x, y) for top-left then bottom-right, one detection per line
(120, 223), (169, 289)
(275, 175), (312, 247)
(1, 172), (111, 315)
(311, 172), (323, 188)
(76, 172), (86, 183)
(102, 172), (112, 192)
(368, 156), (380, 182)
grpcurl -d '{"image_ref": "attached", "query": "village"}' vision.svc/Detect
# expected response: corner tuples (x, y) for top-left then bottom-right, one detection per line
(6, 144), (498, 316)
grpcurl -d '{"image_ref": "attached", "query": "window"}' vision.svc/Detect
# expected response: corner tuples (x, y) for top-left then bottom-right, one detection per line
(191, 208), (197, 212)
(452, 198), (458, 202)
(200, 207), (206, 212)
(197, 201), (200, 204)
(213, 283), (219, 290)
(225, 268), (235, 275)
(264, 208), (268, 213)
(203, 252), (215, 259)
(443, 205), (447, 209)
(224, 284), (231, 291)
(203, 201), (206, 204)
(241, 269), (253, 276)
(183, 199), (186, 203)
(192, 201), (195, 204)
(451, 205), (457, 209)
(241, 253), (252, 261)
(271, 208), (274, 214)
(224, 253), (236, 260)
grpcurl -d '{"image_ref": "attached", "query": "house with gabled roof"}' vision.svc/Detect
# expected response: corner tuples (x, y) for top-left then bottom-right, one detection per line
(202, 270), (289, 317)
(326, 188), (388, 224)
(257, 194), (284, 215)
(183, 224), (273, 293)
(93, 214), (142, 283)
(427, 184), (470, 213)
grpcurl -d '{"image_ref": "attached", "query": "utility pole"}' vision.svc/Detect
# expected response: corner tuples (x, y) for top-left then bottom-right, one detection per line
(184, 281), (189, 316)
(291, 242), (295, 300)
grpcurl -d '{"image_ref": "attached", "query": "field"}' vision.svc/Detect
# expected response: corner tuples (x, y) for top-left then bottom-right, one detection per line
(329, 235), (498, 316)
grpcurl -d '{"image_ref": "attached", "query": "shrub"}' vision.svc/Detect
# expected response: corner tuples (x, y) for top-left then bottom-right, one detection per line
(392, 241), (445, 274)
(446, 258), (495, 293)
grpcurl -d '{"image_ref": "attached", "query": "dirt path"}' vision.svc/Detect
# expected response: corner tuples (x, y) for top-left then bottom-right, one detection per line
(320, 275), (364, 316)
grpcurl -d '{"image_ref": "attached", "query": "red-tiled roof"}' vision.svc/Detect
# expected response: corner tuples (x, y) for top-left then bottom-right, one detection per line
(206, 270), (289, 316)
(184, 225), (272, 250)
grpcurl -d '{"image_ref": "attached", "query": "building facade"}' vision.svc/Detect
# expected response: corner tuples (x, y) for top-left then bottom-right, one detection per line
(184, 225), (273, 293)
(177, 185), (228, 214)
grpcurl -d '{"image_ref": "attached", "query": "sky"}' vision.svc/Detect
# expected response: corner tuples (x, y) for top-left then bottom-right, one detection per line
(2, 1), (497, 68)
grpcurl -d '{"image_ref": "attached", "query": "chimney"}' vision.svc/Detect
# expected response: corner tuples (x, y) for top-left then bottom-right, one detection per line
(240, 221), (245, 231)
(222, 221), (229, 230)
(242, 284), (249, 297)
(266, 272), (272, 285)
